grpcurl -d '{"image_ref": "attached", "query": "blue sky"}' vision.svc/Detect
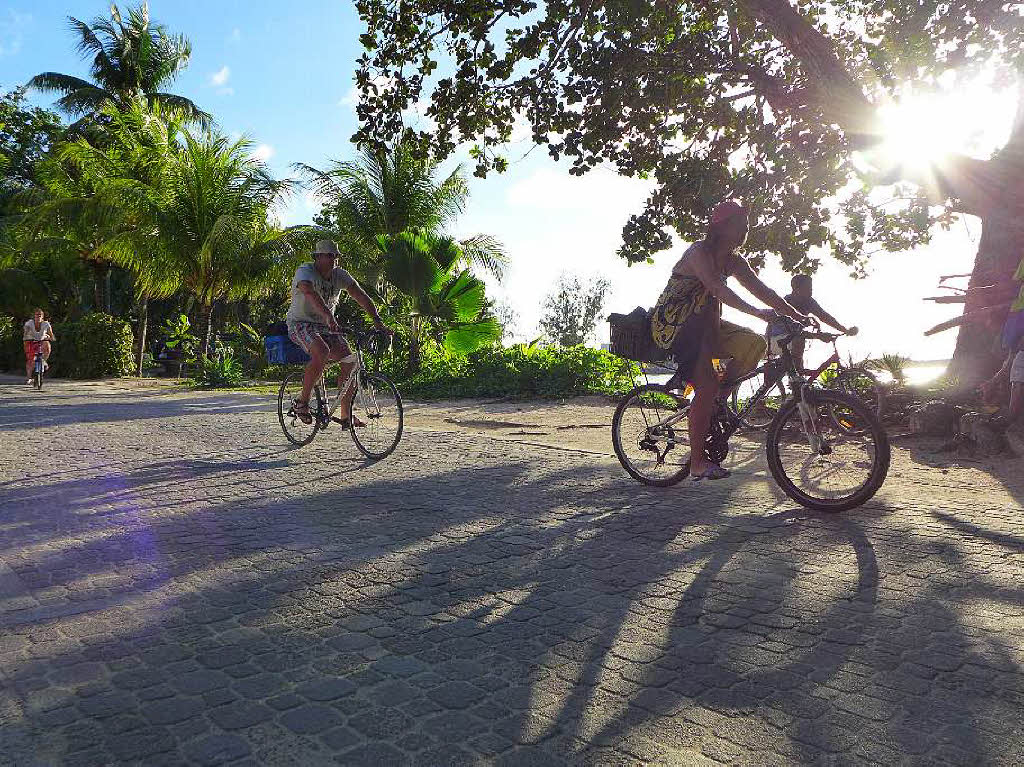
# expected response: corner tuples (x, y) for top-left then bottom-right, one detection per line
(1, 1), (997, 366)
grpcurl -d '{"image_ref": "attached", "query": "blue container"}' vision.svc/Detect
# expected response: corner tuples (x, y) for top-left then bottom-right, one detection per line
(265, 335), (310, 364)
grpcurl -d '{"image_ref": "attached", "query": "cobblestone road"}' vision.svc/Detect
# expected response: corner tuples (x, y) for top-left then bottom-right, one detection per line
(1, 382), (1022, 765)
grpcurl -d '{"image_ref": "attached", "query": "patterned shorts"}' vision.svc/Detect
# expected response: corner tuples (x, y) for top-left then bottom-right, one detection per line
(287, 322), (351, 359)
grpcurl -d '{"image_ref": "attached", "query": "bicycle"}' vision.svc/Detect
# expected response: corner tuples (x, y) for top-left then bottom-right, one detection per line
(611, 318), (890, 511)
(734, 331), (883, 429)
(27, 340), (48, 391)
(277, 327), (404, 460)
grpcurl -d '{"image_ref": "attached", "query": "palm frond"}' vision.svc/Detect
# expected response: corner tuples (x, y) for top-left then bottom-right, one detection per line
(443, 317), (502, 355)
(459, 233), (508, 281)
(147, 93), (211, 128)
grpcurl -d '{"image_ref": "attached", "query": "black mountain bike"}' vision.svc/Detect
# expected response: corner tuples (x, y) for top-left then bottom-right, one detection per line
(277, 328), (403, 460)
(612, 319), (890, 511)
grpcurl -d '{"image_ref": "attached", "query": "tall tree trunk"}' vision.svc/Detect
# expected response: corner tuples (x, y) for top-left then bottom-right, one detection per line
(200, 302), (215, 360)
(948, 94), (1024, 387)
(407, 316), (421, 374)
(103, 267), (112, 314)
(91, 263), (104, 312)
(136, 295), (149, 377)
(948, 207), (1024, 386)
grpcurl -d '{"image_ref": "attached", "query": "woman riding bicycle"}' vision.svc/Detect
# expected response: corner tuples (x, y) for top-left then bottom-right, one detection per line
(650, 201), (808, 481)
(23, 308), (55, 385)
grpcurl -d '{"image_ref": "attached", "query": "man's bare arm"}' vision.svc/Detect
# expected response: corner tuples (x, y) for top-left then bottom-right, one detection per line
(806, 300), (849, 333)
(731, 259), (806, 320)
(346, 282), (387, 328)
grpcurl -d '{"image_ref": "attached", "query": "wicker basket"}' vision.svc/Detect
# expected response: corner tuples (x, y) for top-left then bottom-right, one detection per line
(608, 307), (659, 362)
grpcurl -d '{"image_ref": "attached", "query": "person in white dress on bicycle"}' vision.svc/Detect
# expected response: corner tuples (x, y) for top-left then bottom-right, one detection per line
(286, 240), (392, 425)
(23, 308), (55, 384)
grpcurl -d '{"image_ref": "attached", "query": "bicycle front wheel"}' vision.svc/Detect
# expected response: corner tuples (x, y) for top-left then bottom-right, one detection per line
(278, 371), (322, 446)
(766, 389), (890, 512)
(349, 372), (403, 460)
(611, 384), (691, 486)
(33, 365), (43, 390)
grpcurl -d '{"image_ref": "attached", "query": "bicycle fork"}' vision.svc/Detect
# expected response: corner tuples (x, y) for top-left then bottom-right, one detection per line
(795, 385), (824, 454)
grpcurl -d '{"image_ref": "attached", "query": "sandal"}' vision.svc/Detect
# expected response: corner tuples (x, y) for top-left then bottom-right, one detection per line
(336, 415), (366, 429)
(690, 464), (730, 482)
(292, 399), (312, 425)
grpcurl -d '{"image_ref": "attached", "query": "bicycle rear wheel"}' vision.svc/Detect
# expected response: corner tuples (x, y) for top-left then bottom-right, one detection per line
(278, 371), (322, 446)
(766, 389), (889, 512)
(835, 367), (885, 419)
(612, 384), (691, 486)
(349, 372), (403, 460)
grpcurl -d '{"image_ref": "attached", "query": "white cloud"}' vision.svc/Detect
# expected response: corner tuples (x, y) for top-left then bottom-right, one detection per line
(339, 85), (359, 108)
(227, 28), (241, 44)
(0, 9), (32, 57)
(210, 65), (231, 87)
(250, 143), (275, 162)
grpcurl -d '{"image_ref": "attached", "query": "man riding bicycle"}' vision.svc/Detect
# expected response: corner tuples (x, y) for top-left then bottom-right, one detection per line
(650, 200), (809, 482)
(287, 239), (392, 426)
(23, 308), (55, 385)
(768, 274), (857, 371)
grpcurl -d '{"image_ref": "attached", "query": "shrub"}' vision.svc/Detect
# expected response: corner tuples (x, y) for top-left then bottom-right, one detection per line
(381, 342), (640, 399)
(193, 350), (243, 388)
(49, 313), (135, 378)
(0, 316), (24, 373)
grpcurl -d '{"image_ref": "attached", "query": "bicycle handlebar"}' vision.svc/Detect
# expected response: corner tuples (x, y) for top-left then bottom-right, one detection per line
(767, 314), (845, 345)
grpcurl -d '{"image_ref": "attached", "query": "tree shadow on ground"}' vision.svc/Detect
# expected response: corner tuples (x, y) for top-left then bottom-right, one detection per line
(0, 390), (272, 432)
(0, 435), (1019, 765)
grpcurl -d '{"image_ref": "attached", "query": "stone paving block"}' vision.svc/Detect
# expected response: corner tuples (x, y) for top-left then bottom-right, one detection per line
(280, 703), (344, 734)
(208, 700), (273, 730)
(184, 733), (252, 766)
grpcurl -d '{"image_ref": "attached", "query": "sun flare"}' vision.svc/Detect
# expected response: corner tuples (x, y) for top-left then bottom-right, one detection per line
(873, 80), (1016, 171)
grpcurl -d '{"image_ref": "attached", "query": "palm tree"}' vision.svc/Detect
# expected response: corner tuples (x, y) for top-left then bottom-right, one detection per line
(378, 231), (502, 372)
(28, 2), (209, 127)
(56, 102), (187, 371)
(297, 142), (508, 282)
(157, 132), (308, 357)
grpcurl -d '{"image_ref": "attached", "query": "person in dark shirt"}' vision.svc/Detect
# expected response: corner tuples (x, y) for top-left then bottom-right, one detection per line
(771, 274), (857, 371)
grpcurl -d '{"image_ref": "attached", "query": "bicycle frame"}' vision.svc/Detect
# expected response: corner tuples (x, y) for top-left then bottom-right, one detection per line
(311, 334), (366, 425)
(638, 330), (818, 441)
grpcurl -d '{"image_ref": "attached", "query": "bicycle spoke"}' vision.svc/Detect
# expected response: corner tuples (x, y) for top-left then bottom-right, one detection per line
(612, 386), (691, 485)
(768, 391), (888, 510)
(349, 373), (403, 459)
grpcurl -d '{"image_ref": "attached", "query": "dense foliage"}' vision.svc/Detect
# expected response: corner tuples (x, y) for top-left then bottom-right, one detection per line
(382, 342), (640, 399)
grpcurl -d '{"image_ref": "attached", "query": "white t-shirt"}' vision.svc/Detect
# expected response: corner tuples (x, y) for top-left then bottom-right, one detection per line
(23, 319), (54, 341)
(285, 263), (357, 324)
